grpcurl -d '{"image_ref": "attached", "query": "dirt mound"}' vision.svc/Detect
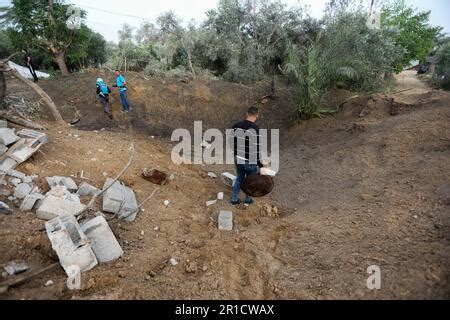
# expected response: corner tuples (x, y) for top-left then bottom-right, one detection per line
(38, 73), (296, 137)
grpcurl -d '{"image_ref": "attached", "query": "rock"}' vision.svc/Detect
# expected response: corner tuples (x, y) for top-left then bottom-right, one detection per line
(218, 210), (233, 231)
(45, 214), (98, 276)
(169, 258), (178, 266)
(44, 280), (54, 287)
(206, 200), (217, 207)
(169, 174), (175, 181)
(217, 192), (224, 200)
(80, 215), (124, 263)
(435, 184), (450, 205)
(77, 182), (98, 197)
(4, 261), (29, 275)
(46, 176), (78, 192)
(0, 201), (12, 215)
(20, 193), (45, 212)
(37, 195), (86, 221)
(14, 183), (32, 199)
(7, 196), (16, 201)
(102, 178), (138, 222)
(221, 172), (236, 188)
(0, 128), (20, 146)
(207, 172), (217, 178)
(163, 200), (170, 207)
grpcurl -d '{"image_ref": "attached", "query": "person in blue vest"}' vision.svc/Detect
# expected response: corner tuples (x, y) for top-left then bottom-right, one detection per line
(96, 78), (113, 119)
(113, 70), (133, 113)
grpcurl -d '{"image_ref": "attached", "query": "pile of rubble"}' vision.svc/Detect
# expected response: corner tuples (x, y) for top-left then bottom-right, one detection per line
(0, 123), (139, 279)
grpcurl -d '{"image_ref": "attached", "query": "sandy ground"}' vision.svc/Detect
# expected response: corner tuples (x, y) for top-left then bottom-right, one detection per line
(0, 71), (449, 300)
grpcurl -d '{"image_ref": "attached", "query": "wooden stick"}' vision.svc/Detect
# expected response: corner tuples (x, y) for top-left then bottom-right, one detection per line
(0, 263), (60, 294)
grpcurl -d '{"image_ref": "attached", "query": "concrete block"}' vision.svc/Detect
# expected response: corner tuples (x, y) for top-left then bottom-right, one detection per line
(0, 157), (18, 173)
(0, 120), (7, 128)
(0, 128), (20, 146)
(7, 170), (26, 180)
(46, 176), (78, 192)
(0, 144), (7, 156)
(221, 172), (237, 188)
(77, 182), (98, 197)
(37, 195), (86, 221)
(206, 200), (217, 207)
(45, 214), (98, 275)
(81, 215), (123, 263)
(14, 183), (32, 199)
(16, 129), (48, 144)
(102, 178), (138, 222)
(218, 210), (233, 231)
(20, 193), (45, 211)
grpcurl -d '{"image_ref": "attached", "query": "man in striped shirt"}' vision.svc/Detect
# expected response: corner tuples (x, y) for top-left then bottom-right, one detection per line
(231, 107), (264, 206)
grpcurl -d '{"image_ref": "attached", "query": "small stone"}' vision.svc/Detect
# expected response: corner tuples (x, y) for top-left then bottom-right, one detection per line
(217, 192), (224, 200)
(102, 172), (108, 177)
(163, 200), (170, 207)
(206, 200), (217, 207)
(140, 231), (145, 236)
(153, 226), (159, 231)
(169, 258), (178, 266)
(44, 280), (54, 287)
(207, 172), (217, 178)
(4, 261), (29, 275)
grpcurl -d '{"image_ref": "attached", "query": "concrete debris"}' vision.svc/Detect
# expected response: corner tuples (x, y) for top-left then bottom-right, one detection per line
(45, 214), (98, 276)
(20, 193), (45, 212)
(13, 183), (32, 199)
(206, 200), (217, 207)
(102, 178), (138, 222)
(10, 178), (22, 187)
(2, 130), (47, 165)
(8, 170), (26, 180)
(221, 172), (236, 188)
(44, 280), (54, 287)
(0, 157), (19, 173)
(37, 195), (86, 220)
(217, 192), (224, 200)
(0, 201), (12, 214)
(46, 176), (78, 192)
(77, 182), (98, 197)
(0, 128), (20, 146)
(163, 200), (170, 207)
(169, 258), (178, 266)
(207, 172), (217, 178)
(4, 261), (29, 275)
(0, 120), (7, 128)
(218, 210), (233, 231)
(0, 144), (7, 156)
(260, 167), (277, 177)
(16, 129), (48, 144)
(7, 196), (16, 202)
(81, 215), (124, 263)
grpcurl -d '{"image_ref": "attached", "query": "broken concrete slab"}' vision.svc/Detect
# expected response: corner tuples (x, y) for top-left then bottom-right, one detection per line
(77, 182), (98, 197)
(7, 170), (26, 180)
(102, 178), (138, 222)
(45, 214), (98, 275)
(0, 157), (19, 173)
(20, 193), (45, 212)
(46, 176), (78, 192)
(37, 195), (86, 221)
(218, 210), (233, 231)
(4, 261), (29, 275)
(13, 183), (32, 199)
(221, 172), (237, 188)
(81, 215), (123, 263)
(0, 144), (7, 156)
(10, 178), (22, 187)
(0, 128), (20, 146)
(16, 129), (48, 144)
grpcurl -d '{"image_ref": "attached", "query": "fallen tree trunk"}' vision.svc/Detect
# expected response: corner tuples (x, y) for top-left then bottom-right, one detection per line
(0, 110), (46, 130)
(9, 69), (65, 124)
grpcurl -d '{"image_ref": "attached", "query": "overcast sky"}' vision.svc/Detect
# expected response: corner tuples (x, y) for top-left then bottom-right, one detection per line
(2, 0), (449, 42)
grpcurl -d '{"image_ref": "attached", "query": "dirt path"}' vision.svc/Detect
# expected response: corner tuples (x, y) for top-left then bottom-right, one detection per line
(1, 71), (449, 300)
